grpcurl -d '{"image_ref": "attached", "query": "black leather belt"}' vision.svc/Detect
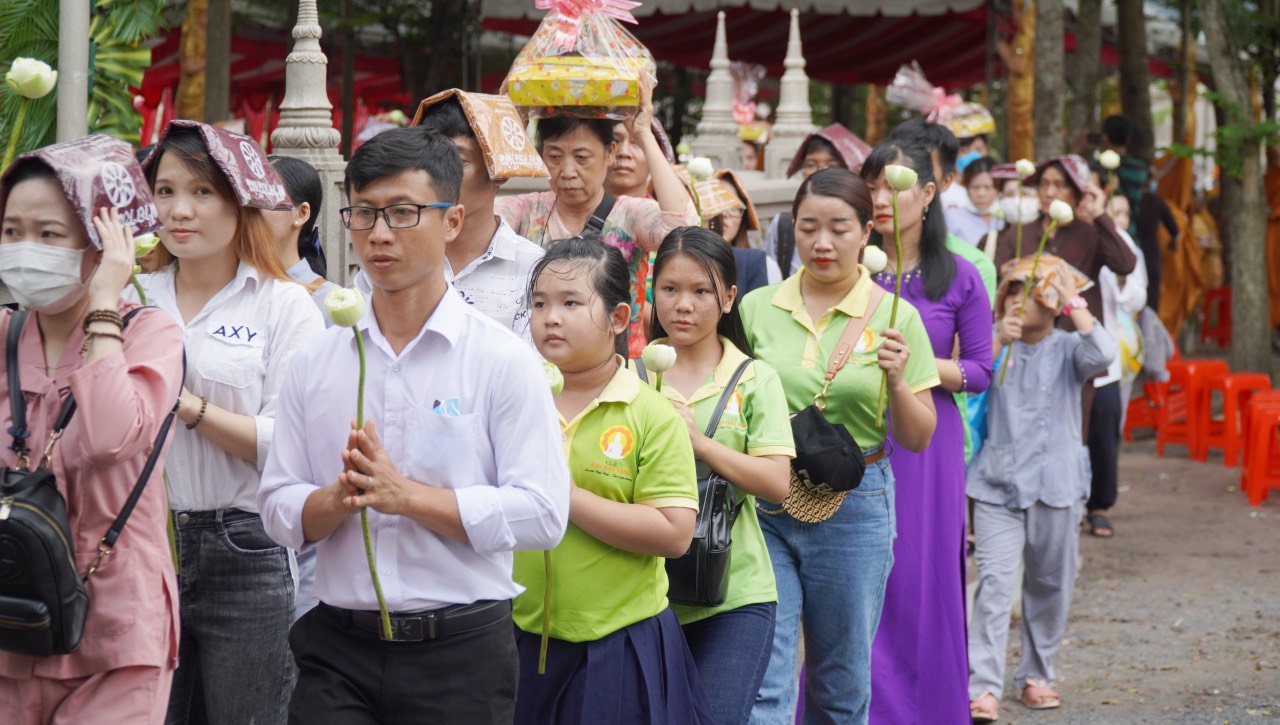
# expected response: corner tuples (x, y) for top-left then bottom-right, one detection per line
(322, 599), (511, 642)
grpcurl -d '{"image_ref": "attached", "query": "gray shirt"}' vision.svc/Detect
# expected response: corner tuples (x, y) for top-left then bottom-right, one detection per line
(967, 325), (1116, 511)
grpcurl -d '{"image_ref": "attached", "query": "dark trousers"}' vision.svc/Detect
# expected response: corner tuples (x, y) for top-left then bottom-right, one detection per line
(681, 603), (776, 725)
(1087, 382), (1122, 513)
(288, 602), (518, 725)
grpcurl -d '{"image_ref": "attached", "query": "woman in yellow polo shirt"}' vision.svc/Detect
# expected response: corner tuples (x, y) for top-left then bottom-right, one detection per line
(740, 168), (940, 724)
(514, 237), (712, 724)
(645, 227), (796, 725)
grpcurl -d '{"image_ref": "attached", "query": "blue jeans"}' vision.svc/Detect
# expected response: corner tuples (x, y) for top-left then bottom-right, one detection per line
(750, 457), (895, 725)
(166, 509), (296, 725)
(681, 603), (777, 725)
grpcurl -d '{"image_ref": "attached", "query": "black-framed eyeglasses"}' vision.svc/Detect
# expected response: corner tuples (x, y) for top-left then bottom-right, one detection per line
(339, 202), (454, 231)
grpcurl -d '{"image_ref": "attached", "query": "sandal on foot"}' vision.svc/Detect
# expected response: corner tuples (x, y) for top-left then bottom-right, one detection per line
(970, 691), (1000, 722)
(1021, 680), (1061, 710)
(1086, 512), (1114, 538)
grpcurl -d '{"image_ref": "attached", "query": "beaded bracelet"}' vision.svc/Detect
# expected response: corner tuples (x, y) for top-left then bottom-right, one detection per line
(186, 396), (209, 430)
(83, 309), (124, 331)
(956, 359), (969, 393)
(80, 330), (125, 354)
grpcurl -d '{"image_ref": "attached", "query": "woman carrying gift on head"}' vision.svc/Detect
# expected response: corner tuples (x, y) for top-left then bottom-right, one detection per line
(0, 136), (185, 724)
(126, 120), (325, 724)
(500, 1), (698, 356)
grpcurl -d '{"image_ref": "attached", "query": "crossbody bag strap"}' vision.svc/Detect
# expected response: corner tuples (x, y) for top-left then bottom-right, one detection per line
(7, 310), (31, 463)
(702, 359), (753, 438)
(84, 306), (182, 576)
(584, 194), (617, 240)
(632, 356), (648, 383)
(700, 358), (754, 523)
(814, 285), (888, 410)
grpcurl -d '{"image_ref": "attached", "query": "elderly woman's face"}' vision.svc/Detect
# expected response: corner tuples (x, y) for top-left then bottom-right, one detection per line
(1037, 166), (1079, 211)
(542, 126), (616, 208)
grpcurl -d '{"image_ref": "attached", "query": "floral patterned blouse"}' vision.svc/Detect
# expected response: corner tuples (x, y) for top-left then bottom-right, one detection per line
(496, 191), (698, 357)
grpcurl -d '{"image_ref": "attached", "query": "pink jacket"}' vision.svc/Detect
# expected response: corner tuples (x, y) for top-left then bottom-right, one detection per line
(0, 303), (185, 679)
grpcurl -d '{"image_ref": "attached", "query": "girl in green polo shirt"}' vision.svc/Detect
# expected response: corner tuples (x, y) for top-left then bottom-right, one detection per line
(513, 237), (712, 724)
(645, 226), (796, 725)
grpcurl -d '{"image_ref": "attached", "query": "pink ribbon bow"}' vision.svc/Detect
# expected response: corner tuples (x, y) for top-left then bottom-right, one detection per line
(535, 0), (642, 53)
(926, 86), (962, 123)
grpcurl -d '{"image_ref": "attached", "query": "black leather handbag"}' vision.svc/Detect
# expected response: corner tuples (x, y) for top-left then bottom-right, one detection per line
(0, 310), (179, 657)
(664, 359), (753, 607)
(787, 285), (888, 494)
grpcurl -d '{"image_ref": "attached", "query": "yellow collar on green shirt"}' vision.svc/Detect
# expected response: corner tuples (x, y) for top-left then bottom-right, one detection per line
(647, 337), (755, 406)
(769, 265), (876, 332)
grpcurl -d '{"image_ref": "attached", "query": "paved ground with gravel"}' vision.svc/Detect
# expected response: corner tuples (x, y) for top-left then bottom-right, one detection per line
(965, 434), (1280, 724)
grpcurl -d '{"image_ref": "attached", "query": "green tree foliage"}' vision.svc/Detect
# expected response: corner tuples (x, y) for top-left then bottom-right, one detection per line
(0, 0), (166, 158)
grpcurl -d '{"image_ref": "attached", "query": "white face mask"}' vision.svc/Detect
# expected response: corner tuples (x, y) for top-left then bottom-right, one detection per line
(998, 196), (1041, 225)
(0, 242), (91, 314)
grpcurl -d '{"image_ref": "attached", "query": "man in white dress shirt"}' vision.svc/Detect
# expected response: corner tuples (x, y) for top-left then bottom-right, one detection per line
(259, 127), (570, 723)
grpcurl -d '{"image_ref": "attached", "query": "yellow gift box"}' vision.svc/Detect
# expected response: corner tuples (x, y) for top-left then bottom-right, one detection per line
(507, 56), (643, 109)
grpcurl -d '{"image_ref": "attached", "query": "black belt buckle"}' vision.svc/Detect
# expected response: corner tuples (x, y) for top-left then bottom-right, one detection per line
(380, 612), (437, 642)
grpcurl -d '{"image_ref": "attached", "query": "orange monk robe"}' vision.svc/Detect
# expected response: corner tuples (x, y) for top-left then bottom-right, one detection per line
(1156, 155), (1203, 337)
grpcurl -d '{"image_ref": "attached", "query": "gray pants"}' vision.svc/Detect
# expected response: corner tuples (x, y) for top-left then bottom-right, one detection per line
(967, 500), (1081, 699)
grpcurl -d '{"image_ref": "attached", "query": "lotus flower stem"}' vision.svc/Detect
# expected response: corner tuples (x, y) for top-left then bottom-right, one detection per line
(874, 190), (904, 429)
(2, 99), (30, 171)
(131, 274), (147, 305)
(353, 330), (392, 640)
(998, 220), (1059, 384)
(1014, 180), (1024, 259)
(539, 550), (552, 674)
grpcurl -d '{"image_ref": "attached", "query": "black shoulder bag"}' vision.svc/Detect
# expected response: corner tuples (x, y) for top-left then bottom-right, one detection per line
(658, 359), (753, 607)
(0, 309), (179, 657)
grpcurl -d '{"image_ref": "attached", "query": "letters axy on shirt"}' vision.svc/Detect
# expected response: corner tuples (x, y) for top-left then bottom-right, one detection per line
(125, 261), (325, 511)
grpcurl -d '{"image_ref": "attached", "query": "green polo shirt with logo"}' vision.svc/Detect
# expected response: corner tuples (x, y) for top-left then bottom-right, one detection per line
(739, 267), (940, 448)
(513, 363), (698, 643)
(640, 338), (796, 625)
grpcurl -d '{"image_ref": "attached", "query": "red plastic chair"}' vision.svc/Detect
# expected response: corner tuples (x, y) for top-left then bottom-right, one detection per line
(1124, 380), (1167, 442)
(1199, 288), (1231, 348)
(1157, 358), (1229, 457)
(1241, 394), (1280, 505)
(1196, 372), (1274, 466)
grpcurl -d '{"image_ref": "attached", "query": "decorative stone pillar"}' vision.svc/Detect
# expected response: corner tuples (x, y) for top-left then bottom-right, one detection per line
(764, 9), (815, 179)
(270, 0), (353, 284)
(689, 11), (741, 170)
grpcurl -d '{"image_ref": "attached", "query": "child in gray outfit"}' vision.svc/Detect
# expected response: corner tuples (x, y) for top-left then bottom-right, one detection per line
(967, 256), (1115, 721)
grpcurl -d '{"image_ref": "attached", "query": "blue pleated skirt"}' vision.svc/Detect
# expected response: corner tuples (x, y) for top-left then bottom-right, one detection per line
(514, 607), (713, 725)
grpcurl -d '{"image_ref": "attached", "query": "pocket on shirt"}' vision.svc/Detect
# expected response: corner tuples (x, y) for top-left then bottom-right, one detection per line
(404, 410), (482, 487)
(197, 336), (265, 390)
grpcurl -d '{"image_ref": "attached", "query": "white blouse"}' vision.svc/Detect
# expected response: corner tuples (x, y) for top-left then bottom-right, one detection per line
(126, 262), (325, 511)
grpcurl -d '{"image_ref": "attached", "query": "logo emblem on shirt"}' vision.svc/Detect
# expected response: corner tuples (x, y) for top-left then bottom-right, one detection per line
(599, 425), (634, 460)
(853, 329), (877, 354)
(725, 390), (743, 417)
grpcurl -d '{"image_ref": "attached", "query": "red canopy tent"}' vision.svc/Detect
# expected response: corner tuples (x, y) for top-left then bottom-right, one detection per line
(481, 0), (1176, 88)
(137, 24), (406, 147)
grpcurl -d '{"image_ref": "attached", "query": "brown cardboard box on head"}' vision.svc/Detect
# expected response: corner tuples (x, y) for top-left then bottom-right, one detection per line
(411, 90), (549, 182)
